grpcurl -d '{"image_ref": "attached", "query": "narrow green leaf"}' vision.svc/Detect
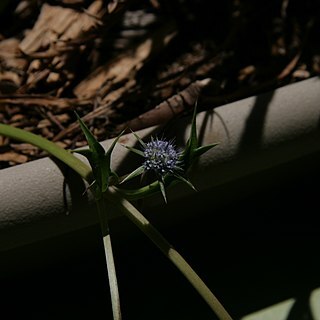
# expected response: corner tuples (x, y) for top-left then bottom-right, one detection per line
(115, 181), (160, 199)
(181, 104), (199, 168)
(130, 130), (146, 148)
(75, 112), (110, 192)
(187, 103), (199, 152)
(123, 145), (145, 157)
(106, 130), (125, 157)
(193, 143), (219, 158)
(180, 103), (219, 172)
(120, 166), (145, 184)
(115, 174), (180, 200)
(100, 130), (125, 191)
(82, 180), (96, 196)
(159, 179), (167, 203)
(75, 112), (105, 157)
(173, 173), (197, 191)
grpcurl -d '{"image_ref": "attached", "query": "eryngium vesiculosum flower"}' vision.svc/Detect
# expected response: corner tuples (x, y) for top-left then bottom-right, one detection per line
(143, 137), (180, 175)
(121, 106), (218, 202)
(121, 134), (186, 202)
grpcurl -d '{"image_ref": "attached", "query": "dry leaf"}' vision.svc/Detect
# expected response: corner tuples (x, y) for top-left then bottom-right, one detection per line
(0, 151), (28, 163)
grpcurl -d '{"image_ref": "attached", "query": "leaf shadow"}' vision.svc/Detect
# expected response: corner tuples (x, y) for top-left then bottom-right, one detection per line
(52, 157), (93, 216)
(286, 291), (314, 320)
(238, 90), (275, 154)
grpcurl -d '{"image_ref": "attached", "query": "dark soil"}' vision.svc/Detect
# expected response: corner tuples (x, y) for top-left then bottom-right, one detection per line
(1, 0), (320, 168)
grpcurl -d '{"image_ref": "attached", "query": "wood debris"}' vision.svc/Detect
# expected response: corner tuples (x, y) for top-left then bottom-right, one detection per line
(119, 78), (212, 133)
(0, 0), (319, 169)
(0, 151), (28, 164)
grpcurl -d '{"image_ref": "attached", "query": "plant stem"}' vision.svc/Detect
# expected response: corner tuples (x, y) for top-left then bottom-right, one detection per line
(0, 123), (122, 318)
(106, 188), (234, 320)
(95, 196), (122, 320)
(0, 124), (91, 180)
(0, 123), (232, 319)
(115, 176), (177, 201)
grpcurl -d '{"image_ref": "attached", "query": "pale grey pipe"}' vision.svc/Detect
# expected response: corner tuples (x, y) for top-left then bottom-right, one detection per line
(1, 77), (320, 251)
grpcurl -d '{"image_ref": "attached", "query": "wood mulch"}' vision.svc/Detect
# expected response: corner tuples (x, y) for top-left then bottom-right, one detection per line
(0, 0), (320, 169)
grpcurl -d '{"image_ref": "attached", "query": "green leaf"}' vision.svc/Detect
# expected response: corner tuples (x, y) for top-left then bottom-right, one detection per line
(75, 112), (105, 157)
(173, 173), (197, 191)
(122, 130), (147, 157)
(114, 181), (160, 199)
(159, 179), (167, 203)
(180, 104), (199, 168)
(103, 130), (125, 187)
(187, 102), (199, 152)
(106, 130), (125, 158)
(193, 143), (218, 158)
(75, 112), (109, 193)
(75, 113), (125, 194)
(123, 145), (145, 157)
(120, 166), (145, 184)
(130, 130), (146, 148)
(181, 104), (218, 170)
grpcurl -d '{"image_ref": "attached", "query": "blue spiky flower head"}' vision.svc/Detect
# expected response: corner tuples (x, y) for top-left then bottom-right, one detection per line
(121, 105), (218, 202)
(142, 137), (180, 175)
(121, 134), (187, 202)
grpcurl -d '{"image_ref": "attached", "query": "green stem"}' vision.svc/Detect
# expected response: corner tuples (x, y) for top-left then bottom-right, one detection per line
(0, 124), (91, 180)
(0, 125), (121, 319)
(96, 196), (122, 320)
(115, 176), (178, 201)
(106, 188), (234, 320)
(0, 123), (179, 202)
(0, 124), (232, 319)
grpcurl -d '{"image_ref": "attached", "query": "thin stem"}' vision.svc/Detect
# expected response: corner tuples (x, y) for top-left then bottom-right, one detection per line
(96, 196), (122, 320)
(0, 124), (91, 180)
(0, 123), (231, 319)
(115, 176), (178, 201)
(0, 123), (122, 318)
(0, 123), (180, 202)
(106, 188), (234, 320)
